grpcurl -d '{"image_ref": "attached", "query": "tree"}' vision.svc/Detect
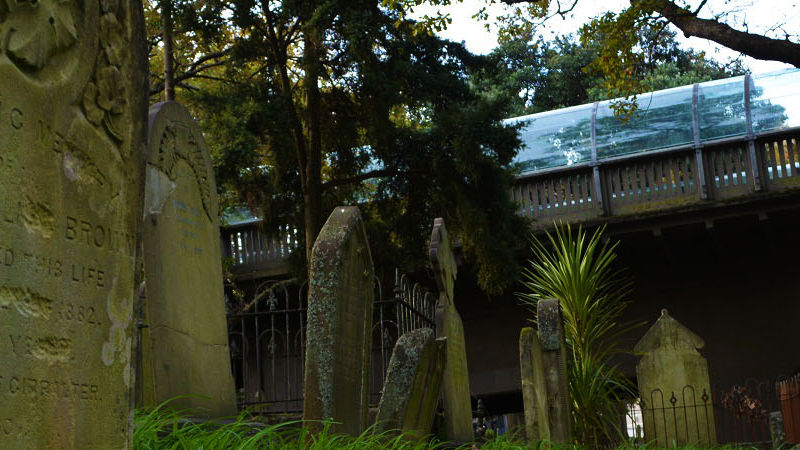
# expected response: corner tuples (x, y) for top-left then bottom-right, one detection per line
(171, 1), (528, 294)
(485, 0), (798, 101)
(472, 23), (742, 117)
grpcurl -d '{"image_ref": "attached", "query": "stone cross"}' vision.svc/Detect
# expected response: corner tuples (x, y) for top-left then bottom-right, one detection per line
(374, 328), (446, 440)
(634, 309), (716, 446)
(537, 298), (573, 444)
(519, 327), (551, 442)
(139, 102), (236, 416)
(303, 206), (374, 435)
(0, 0), (147, 446)
(429, 218), (473, 442)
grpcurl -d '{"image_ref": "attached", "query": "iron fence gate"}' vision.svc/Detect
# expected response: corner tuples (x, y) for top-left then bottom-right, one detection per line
(225, 270), (436, 415)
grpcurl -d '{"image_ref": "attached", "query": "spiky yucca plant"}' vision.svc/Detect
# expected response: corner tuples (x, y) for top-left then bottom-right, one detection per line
(519, 224), (642, 448)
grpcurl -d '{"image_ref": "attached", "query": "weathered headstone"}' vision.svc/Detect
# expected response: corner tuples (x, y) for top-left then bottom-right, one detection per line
(0, 0), (148, 446)
(635, 309), (716, 446)
(429, 218), (473, 442)
(139, 102), (236, 416)
(537, 298), (573, 444)
(519, 327), (550, 442)
(303, 206), (374, 435)
(375, 328), (446, 439)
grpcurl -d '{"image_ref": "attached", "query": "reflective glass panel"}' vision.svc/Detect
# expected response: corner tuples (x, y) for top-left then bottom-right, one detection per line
(510, 104), (593, 173)
(751, 69), (800, 134)
(595, 85), (694, 160)
(697, 76), (746, 141)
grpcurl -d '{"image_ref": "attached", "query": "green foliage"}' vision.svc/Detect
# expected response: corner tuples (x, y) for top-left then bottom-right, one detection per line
(133, 403), (768, 449)
(474, 23), (742, 119)
(518, 224), (643, 447)
(175, 1), (529, 293)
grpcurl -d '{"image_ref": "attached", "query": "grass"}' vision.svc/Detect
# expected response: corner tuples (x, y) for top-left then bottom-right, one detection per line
(133, 403), (774, 449)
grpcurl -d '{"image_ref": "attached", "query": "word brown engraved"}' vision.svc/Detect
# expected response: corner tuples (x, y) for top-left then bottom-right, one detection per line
(65, 216), (134, 256)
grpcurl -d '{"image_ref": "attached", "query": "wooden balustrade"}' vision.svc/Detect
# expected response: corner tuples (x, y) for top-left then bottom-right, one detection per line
(221, 223), (297, 278)
(515, 130), (800, 230)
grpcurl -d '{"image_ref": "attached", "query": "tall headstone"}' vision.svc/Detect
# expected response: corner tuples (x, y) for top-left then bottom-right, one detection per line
(519, 327), (550, 442)
(537, 298), (573, 444)
(0, 0), (148, 446)
(139, 102), (236, 416)
(375, 328), (446, 439)
(429, 218), (473, 442)
(303, 206), (374, 435)
(635, 309), (716, 446)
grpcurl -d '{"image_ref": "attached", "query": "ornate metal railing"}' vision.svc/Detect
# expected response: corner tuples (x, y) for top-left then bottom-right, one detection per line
(225, 271), (436, 415)
(221, 223), (297, 278)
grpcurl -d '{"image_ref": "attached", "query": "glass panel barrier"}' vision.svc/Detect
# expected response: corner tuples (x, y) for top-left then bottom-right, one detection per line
(751, 69), (800, 134)
(697, 75), (746, 141)
(510, 104), (593, 173)
(595, 84), (694, 160)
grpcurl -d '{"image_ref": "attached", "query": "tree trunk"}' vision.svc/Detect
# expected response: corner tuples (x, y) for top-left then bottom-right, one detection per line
(302, 30), (323, 269)
(161, 0), (175, 101)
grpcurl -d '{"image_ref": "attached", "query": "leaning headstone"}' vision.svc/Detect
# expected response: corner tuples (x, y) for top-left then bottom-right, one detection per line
(519, 327), (550, 442)
(537, 298), (573, 444)
(635, 309), (716, 446)
(0, 0), (147, 446)
(429, 218), (473, 442)
(375, 328), (446, 439)
(139, 102), (236, 416)
(303, 206), (374, 435)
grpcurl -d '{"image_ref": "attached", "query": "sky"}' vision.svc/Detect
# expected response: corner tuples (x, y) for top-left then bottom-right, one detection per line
(412, 0), (797, 74)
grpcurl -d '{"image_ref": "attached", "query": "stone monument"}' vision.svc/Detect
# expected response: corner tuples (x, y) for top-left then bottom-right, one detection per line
(0, 0), (148, 446)
(303, 206), (374, 435)
(537, 298), (572, 444)
(635, 309), (716, 446)
(519, 327), (550, 442)
(429, 218), (473, 442)
(139, 102), (236, 416)
(374, 328), (446, 439)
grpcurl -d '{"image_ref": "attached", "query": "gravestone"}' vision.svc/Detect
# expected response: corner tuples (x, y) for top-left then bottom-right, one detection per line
(0, 0), (148, 446)
(374, 328), (446, 439)
(519, 327), (550, 442)
(537, 298), (572, 444)
(303, 206), (374, 435)
(429, 218), (473, 442)
(635, 309), (716, 446)
(139, 102), (236, 416)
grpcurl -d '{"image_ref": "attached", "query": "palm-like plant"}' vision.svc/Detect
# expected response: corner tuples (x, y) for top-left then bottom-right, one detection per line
(518, 224), (642, 448)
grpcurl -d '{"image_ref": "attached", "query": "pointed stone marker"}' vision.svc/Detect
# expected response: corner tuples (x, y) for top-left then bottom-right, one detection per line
(537, 298), (572, 444)
(375, 328), (446, 439)
(139, 102), (237, 416)
(429, 218), (474, 442)
(519, 327), (550, 442)
(635, 309), (716, 446)
(0, 0), (147, 446)
(303, 206), (374, 435)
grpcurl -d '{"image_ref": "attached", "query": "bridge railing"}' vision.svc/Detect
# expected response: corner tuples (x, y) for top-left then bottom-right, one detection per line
(221, 222), (297, 278)
(514, 128), (800, 229)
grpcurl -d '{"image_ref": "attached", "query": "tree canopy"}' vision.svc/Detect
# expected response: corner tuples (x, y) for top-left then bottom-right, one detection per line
(143, 0), (794, 295)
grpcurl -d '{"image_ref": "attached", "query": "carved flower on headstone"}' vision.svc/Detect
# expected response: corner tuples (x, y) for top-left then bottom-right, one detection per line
(83, 63), (126, 141)
(3, 0), (77, 69)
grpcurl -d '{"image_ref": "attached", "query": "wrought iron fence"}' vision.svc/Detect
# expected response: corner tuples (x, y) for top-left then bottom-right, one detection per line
(630, 378), (791, 447)
(225, 270), (436, 415)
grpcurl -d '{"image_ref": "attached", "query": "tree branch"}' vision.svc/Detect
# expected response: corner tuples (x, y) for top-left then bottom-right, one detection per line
(322, 168), (420, 190)
(640, 0), (800, 67)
